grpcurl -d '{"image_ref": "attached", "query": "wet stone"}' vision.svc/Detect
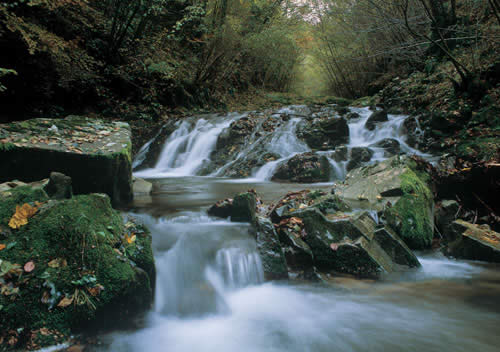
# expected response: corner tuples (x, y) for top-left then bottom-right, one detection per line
(0, 116), (133, 205)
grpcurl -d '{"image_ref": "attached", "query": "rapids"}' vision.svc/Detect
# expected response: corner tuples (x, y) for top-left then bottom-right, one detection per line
(95, 106), (500, 352)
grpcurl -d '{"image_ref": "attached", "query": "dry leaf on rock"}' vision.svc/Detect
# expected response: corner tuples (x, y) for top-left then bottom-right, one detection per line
(8, 203), (40, 229)
(57, 295), (74, 308)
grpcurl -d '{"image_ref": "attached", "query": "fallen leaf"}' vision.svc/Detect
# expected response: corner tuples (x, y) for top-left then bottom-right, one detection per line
(87, 284), (104, 296)
(0, 244), (5, 251)
(41, 291), (51, 304)
(24, 261), (35, 273)
(124, 233), (136, 244)
(48, 258), (67, 268)
(57, 295), (74, 308)
(8, 203), (40, 229)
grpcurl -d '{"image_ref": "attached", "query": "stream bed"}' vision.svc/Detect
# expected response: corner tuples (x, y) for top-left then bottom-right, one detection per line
(89, 177), (500, 352)
(98, 106), (499, 351)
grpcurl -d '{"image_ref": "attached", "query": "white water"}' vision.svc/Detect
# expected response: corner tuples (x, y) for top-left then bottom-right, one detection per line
(105, 210), (500, 352)
(102, 106), (500, 352)
(133, 105), (431, 182)
(135, 113), (244, 178)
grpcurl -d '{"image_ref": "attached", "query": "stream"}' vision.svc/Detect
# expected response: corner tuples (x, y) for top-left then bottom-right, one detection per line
(100, 106), (500, 351)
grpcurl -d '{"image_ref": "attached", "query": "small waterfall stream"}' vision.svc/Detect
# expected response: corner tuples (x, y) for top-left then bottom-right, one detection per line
(133, 105), (430, 181)
(100, 105), (500, 352)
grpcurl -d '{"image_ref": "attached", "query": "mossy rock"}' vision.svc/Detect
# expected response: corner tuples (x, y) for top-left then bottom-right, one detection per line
(0, 117), (133, 205)
(338, 156), (435, 249)
(291, 209), (419, 278)
(383, 165), (434, 249)
(0, 186), (154, 349)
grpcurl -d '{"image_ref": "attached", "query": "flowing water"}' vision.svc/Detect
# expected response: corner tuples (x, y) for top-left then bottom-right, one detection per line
(98, 106), (500, 351)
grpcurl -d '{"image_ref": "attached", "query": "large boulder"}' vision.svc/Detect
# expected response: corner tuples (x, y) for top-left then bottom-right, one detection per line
(297, 117), (349, 150)
(365, 110), (388, 130)
(442, 220), (500, 262)
(0, 116), (133, 205)
(272, 153), (331, 183)
(276, 208), (420, 278)
(338, 157), (435, 249)
(0, 184), (155, 349)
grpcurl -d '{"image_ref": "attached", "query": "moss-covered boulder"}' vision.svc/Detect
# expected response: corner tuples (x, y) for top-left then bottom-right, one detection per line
(338, 156), (435, 249)
(272, 152), (331, 183)
(0, 185), (155, 349)
(0, 116), (133, 205)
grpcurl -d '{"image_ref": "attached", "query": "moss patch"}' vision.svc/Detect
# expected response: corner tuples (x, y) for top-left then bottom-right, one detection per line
(0, 187), (154, 350)
(385, 168), (434, 249)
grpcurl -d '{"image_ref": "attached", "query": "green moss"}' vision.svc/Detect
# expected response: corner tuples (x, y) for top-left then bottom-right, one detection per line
(385, 168), (434, 249)
(0, 192), (154, 348)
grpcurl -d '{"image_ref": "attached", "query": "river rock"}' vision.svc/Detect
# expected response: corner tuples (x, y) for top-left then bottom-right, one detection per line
(272, 153), (331, 183)
(208, 198), (234, 219)
(279, 208), (420, 278)
(331, 145), (348, 162)
(435, 200), (459, 240)
(403, 116), (424, 148)
(365, 110), (388, 130)
(0, 184), (155, 348)
(346, 147), (374, 171)
(253, 217), (288, 280)
(216, 117), (257, 150)
(0, 116), (133, 205)
(297, 117), (349, 150)
(338, 156), (435, 249)
(346, 112), (361, 120)
(133, 177), (153, 195)
(232, 192), (257, 223)
(44, 172), (72, 200)
(208, 192), (257, 223)
(443, 220), (500, 262)
(269, 190), (352, 224)
(371, 138), (401, 156)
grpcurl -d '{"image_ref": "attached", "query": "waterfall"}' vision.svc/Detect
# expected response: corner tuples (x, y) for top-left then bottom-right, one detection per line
(134, 113), (244, 178)
(133, 105), (432, 182)
(148, 212), (263, 318)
